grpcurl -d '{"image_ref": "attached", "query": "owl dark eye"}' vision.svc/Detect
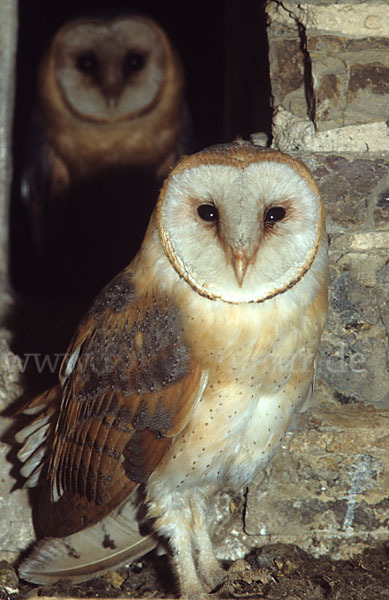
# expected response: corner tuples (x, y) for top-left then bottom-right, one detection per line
(76, 51), (99, 77)
(264, 206), (286, 224)
(123, 51), (146, 77)
(197, 204), (218, 222)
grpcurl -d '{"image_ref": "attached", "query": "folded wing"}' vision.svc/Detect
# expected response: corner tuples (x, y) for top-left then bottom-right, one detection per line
(16, 268), (207, 582)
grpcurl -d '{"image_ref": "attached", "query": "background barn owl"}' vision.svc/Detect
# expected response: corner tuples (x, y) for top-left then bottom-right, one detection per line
(19, 14), (187, 299)
(15, 141), (328, 597)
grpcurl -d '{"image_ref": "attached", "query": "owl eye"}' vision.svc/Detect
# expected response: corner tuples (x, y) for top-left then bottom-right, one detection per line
(76, 51), (99, 77)
(123, 51), (146, 77)
(264, 206), (286, 225)
(197, 204), (218, 222)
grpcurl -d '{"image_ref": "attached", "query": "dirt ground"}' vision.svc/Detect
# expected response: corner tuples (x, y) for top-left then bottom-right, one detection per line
(3, 542), (389, 600)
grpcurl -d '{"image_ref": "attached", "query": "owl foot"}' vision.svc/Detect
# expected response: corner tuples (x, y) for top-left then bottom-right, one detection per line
(201, 564), (226, 592)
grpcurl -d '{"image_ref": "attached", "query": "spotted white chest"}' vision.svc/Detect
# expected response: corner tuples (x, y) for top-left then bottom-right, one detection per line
(153, 351), (312, 494)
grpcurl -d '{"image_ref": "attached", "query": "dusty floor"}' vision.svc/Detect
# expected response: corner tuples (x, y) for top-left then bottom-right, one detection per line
(2, 542), (389, 600)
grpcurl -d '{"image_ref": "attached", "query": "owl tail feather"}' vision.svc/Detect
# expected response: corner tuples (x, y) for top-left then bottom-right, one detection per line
(18, 498), (157, 584)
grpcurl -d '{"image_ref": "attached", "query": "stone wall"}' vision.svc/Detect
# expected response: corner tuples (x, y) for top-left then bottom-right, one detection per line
(268, 0), (389, 153)
(235, 0), (389, 562)
(0, 0), (36, 564)
(0, 0), (16, 277)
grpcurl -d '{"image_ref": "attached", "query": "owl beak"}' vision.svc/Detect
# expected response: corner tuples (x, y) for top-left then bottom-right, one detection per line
(106, 96), (119, 109)
(102, 76), (124, 108)
(232, 250), (251, 287)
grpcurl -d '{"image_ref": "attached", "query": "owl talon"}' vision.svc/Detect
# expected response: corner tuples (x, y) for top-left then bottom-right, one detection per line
(204, 565), (226, 591)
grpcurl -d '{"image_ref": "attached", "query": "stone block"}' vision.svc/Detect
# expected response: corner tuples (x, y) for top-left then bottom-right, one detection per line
(299, 153), (389, 231)
(268, 37), (306, 118)
(308, 35), (389, 130)
(268, 27), (389, 130)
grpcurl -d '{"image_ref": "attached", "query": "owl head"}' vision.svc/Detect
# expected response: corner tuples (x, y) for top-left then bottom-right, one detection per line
(41, 14), (183, 123)
(156, 140), (327, 304)
(37, 15), (185, 172)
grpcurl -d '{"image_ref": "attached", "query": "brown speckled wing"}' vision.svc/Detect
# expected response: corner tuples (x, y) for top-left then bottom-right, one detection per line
(39, 269), (204, 537)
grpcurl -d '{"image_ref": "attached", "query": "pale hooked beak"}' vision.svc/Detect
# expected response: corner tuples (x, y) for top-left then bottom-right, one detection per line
(232, 249), (251, 287)
(103, 77), (123, 108)
(106, 96), (119, 109)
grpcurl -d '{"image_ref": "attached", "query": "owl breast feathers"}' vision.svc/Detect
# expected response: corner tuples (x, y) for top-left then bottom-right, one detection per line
(15, 140), (328, 597)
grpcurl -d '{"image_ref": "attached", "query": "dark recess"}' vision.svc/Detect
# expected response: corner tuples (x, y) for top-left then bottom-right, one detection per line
(11, 0), (271, 295)
(7, 2), (271, 392)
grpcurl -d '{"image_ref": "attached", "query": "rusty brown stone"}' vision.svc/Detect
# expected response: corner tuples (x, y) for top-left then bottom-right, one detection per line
(271, 38), (304, 99)
(315, 73), (342, 121)
(348, 63), (389, 99)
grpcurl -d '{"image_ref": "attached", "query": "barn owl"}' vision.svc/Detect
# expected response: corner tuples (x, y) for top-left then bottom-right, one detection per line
(20, 14), (187, 297)
(15, 141), (328, 597)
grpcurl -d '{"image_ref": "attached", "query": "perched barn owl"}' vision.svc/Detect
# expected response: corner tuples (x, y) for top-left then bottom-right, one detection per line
(20, 14), (187, 298)
(16, 141), (328, 597)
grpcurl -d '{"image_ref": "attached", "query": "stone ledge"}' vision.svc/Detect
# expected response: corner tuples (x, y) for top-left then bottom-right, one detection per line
(330, 231), (389, 252)
(269, 1), (389, 38)
(272, 109), (389, 154)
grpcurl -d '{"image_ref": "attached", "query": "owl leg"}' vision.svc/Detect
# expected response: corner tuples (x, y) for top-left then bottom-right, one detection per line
(149, 492), (206, 597)
(169, 525), (206, 598)
(190, 492), (226, 590)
